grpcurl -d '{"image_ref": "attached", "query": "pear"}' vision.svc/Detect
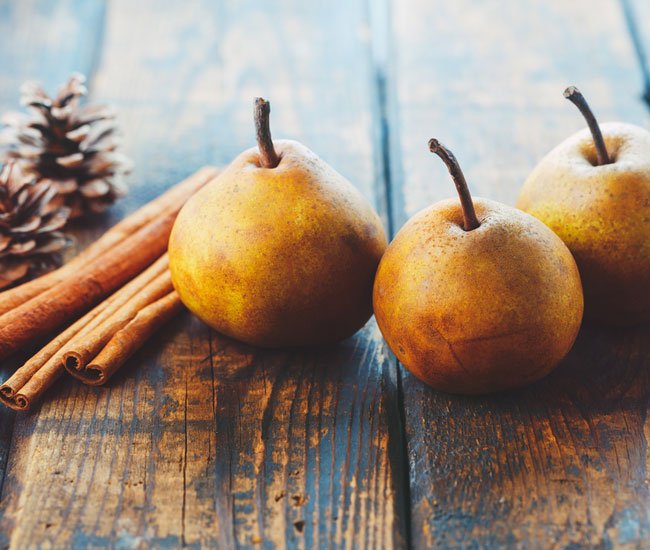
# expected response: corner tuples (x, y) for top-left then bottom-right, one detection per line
(373, 140), (583, 394)
(169, 98), (387, 347)
(518, 87), (650, 325)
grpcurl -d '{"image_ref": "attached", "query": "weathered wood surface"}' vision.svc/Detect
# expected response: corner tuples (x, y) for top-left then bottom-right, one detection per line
(621, 0), (650, 106)
(0, 0), (406, 548)
(2, 0), (650, 548)
(389, 0), (650, 547)
(0, 0), (108, 540)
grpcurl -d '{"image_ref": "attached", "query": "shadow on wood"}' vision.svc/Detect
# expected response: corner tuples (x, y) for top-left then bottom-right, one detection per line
(404, 323), (650, 547)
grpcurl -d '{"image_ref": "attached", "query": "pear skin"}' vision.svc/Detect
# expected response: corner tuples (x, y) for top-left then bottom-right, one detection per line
(169, 138), (387, 347)
(374, 198), (583, 394)
(518, 122), (650, 324)
(374, 140), (583, 395)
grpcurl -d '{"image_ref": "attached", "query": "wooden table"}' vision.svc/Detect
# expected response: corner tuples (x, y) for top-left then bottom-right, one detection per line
(1, 0), (649, 548)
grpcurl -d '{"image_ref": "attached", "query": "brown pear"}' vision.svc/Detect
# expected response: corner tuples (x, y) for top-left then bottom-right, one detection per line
(373, 140), (583, 394)
(518, 86), (650, 324)
(168, 98), (387, 347)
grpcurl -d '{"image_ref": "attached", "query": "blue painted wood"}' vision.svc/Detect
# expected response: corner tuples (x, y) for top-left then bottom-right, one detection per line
(3, 0), (647, 547)
(0, 0), (105, 108)
(622, 0), (650, 106)
(0, 0), (407, 548)
(0, 3), (106, 544)
(388, 0), (650, 547)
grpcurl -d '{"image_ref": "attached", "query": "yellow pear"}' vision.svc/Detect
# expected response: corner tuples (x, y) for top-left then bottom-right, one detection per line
(373, 140), (583, 394)
(169, 98), (387, 347)
(518, 87), (650, 324)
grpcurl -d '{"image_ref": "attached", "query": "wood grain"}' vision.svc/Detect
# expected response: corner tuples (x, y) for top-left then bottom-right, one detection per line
(0, 3), (107, 546)
(0, 0), (105, 105)
(0, 0), (407, 547)
(622, 0), (650, 106)
(388, 0), (650, 547)
(3, 0), (650, 547)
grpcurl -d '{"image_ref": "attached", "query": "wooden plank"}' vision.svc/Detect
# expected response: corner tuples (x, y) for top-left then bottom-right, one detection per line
(388, 0), (650, 547)
(622, 0), (650, 106)
(0, 2), (106, 546)
(0, 0), (105, 106)
(0, 0), (408, 547)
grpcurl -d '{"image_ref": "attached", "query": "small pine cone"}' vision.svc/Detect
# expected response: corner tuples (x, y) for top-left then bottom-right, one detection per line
(0, 162), (72, 290)
(0, 73), (131, 218)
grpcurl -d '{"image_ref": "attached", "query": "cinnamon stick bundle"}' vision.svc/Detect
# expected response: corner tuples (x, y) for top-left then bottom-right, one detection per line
(63, 270), (174, 373)
(0, 213), (172, 360)
(0, 255), (170, 411)
(0, 289), (115, 410)
(0, 165), (217, 317)
(0, 167), (218, 361)
(69, 291), (183, 386)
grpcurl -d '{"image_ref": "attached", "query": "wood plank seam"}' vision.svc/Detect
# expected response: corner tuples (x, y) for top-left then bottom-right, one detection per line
(620, 0), (650, 107)
(0, 416), (15, 503)
(367, 0), (414, 547)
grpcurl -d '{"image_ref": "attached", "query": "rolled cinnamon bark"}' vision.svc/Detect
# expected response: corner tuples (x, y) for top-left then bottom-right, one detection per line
(0, 166), (218, 361)
(0, 166), (218, 316)
(0, 255), (169, 411)
(73, 291), (183, 386)
(0, 298), (112, 411)
(0, 214), (172, 360)
(63, 270), (174, 373)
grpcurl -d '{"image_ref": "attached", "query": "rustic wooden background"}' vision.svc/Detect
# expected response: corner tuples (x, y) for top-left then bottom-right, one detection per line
(1, 0), (650, 548)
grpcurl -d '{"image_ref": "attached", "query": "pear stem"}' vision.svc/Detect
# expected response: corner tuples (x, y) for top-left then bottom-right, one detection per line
(428, 139), (480, 231)
(564, 86), (611, 165)
(254, 97), (280, 169)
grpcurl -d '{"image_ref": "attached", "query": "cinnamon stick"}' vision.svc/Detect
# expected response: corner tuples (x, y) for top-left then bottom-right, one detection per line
(63, 270), (173, 374)
(0, 294), (113, 411)
(0, 166), (218, 316)
(72, 291), (183, 386)
(0, 215), (170, 360)
(0, 255), (169, 411)
(0, 167), (218, 361)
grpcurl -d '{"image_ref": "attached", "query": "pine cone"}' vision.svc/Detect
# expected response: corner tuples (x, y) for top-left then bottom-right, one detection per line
(0, 162), (71, 290)
(0, 73), (130, 218)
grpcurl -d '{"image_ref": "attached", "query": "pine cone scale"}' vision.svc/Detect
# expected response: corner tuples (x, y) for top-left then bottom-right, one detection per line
(10, 216), (42, 234)
(37, 209), (69, 232)
(1, 73), (130, 218)
(33, 234), (70, 254)
(0, 261), (30, 287)
(0, 162), (72, 289)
